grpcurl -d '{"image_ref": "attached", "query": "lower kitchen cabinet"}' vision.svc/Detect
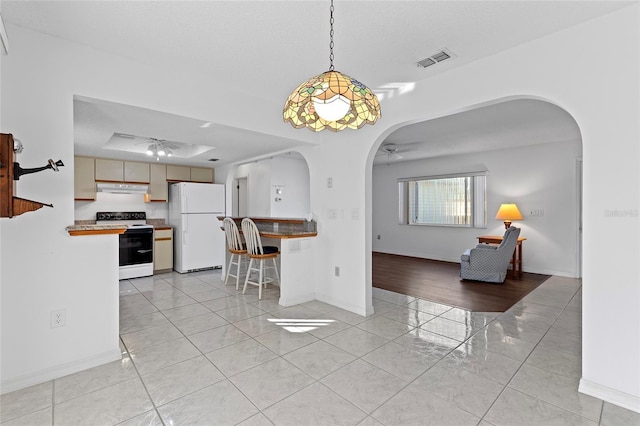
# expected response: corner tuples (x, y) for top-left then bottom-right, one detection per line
(154, 228), (173, 273)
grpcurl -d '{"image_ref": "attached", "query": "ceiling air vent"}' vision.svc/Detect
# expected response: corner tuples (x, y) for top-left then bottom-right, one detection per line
(417, 48), (455, 69)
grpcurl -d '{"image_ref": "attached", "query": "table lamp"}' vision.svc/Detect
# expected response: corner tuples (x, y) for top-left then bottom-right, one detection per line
(495, 203), (523, 229)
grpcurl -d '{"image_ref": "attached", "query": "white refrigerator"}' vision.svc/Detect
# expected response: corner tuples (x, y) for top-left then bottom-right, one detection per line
(169, 182), (226, 273)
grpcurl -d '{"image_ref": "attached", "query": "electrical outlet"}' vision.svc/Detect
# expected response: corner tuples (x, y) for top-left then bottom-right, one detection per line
(51, 309), (66, 328)
(327, 177), (333, 188)
(334, 266), (340, 277)
(529, 208), (545, 217)
(377, 234), (381, 240)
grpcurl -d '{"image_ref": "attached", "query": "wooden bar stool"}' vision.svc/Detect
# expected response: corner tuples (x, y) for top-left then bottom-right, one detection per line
(241, 218), (280, 299)
(223, 217), (247, 290)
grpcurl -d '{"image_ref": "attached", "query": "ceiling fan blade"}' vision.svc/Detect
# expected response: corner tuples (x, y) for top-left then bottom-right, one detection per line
(114, 132), (138, 139)
(113, 132), (183, 150)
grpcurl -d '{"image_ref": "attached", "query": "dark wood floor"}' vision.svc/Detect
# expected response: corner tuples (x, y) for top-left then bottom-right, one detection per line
(372, 252), (551, 312)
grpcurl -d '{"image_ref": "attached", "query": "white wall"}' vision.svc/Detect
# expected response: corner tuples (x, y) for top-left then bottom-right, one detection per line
(301, 5), (639, 411)
(0, 27), (124, 393)
(270, 156), (310, 218)
(231, 156), (310, 219)
(246, 160), (271, 217)
(365, 6), (638, 411)
(0, 22), (285, 393)
(0, 3), (638, 414)
(373, 138), (582, 277)
(74, 193), (169, 222)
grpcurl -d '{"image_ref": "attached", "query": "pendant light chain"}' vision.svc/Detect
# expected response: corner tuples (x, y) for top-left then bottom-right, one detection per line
(329, 0), (335, 71)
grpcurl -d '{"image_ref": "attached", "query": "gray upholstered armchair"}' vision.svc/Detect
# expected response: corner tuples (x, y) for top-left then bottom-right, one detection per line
(460, 226), (521, 283)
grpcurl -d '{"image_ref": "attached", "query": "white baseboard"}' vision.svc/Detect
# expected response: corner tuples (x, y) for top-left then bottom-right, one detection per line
(579, 378), (640, 413)
(1, 349), (121, 395)
(315, 293), (372, 316)
(278, 293), (315, 307)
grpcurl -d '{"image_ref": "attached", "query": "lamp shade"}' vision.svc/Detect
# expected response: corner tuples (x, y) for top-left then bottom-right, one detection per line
(283, 70), (381, 132)
(495, 204), (523, 220)
(496, 203), (523, 228)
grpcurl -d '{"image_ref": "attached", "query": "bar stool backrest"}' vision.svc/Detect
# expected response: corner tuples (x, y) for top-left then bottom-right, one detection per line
(223, 217), (244, 251)
(241, 218), (265, 256)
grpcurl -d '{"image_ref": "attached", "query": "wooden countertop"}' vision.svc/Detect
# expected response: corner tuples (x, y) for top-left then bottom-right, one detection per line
(218, 217), (317, 239)
(218, 216), (309, 224)
(66, 224), (127, 236)
(219, 226), (317, 239)
(259, 231), (318, 239)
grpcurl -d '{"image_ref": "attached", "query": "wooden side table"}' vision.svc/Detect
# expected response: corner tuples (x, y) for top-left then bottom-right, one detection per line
(477, 235), (527, 277)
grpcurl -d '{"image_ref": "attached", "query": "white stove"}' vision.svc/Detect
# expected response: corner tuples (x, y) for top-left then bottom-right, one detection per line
(96, 211), (153, 228)
(96, 212), (154, 280)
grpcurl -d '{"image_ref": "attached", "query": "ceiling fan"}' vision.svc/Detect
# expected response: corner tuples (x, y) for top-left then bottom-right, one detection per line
(377, 143), (405, 163)
(114, 132), (182, 159)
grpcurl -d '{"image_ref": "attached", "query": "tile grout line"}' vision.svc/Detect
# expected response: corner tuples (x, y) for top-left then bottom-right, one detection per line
(130, 274), (320, 424)
(117, 329), (167, 425)
(477, 284), (590, 424)
(50, 378), (55, 426)
(121, 272), (587, 425)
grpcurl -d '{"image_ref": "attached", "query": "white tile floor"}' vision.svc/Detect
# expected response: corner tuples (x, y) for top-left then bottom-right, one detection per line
(2, 270), (639, 425)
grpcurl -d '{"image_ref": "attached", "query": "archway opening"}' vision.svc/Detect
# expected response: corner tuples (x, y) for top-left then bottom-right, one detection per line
(369, 98), (583, 311)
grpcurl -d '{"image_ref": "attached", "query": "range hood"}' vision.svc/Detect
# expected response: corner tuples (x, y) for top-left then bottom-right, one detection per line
(96, 183), (149, 194)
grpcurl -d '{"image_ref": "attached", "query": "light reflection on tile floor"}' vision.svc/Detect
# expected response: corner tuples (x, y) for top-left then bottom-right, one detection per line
(2, 270), (639, 425)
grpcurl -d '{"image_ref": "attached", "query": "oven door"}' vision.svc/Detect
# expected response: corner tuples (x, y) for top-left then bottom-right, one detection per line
(119, 227), (153, 267)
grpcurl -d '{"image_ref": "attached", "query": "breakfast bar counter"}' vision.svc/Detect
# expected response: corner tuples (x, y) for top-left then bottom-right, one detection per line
(218, 216), (317, 239)
(219, 217), (317, 306)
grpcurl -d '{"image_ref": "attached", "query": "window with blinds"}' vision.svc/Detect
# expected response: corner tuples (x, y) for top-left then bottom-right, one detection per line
(398, 173), (486, 227)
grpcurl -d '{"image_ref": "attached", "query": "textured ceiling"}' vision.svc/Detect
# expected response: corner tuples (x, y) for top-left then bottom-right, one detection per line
(2, 1), (629, 166)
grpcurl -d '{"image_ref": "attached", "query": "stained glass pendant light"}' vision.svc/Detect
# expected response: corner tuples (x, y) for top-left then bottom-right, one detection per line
(283, 0), (381, 132)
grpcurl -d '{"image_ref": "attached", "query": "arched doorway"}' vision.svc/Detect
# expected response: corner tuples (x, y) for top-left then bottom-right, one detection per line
(369, 98), (583, 307)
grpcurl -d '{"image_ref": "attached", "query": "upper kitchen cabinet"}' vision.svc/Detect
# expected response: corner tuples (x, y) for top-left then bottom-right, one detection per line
(146, 163), (168, 202)
(190, 167), (214, 183)
(95, 158), (123, 182)
(74, 156), (96, 201)
(124, 161), (150, 183)
(166, 165), (191, 182)
(165, 165), (213, 183)
(95, 159), (150, 183)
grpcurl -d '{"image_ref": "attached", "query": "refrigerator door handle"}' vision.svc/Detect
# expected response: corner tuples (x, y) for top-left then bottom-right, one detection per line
(183, 213), (187, 243)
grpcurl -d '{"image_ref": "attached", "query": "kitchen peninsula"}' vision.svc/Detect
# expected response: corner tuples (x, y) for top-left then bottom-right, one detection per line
(220, 217), (317, 306)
